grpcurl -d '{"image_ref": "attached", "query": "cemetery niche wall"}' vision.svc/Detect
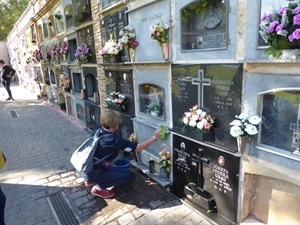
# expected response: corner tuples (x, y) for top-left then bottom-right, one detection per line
(172, 64), (243, 152)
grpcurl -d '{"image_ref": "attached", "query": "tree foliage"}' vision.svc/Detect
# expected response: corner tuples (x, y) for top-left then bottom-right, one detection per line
(0, 0), (30, 41)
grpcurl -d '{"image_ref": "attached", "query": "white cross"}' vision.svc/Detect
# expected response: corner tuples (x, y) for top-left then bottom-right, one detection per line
(290, 104), (300, 156)
(192, 69), (211, 108)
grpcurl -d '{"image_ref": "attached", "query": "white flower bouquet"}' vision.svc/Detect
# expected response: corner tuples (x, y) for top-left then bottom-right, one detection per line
(230, 113), (262, 138)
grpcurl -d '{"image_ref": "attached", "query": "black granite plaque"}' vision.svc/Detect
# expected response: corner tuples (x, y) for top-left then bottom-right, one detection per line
(77, 25), (95, 63)
(117, 71), (135, 116)
(100, 9), (128, 62)
(172, 64), (243, 152)
(105, 70), (135, 116)
(76, 103), (85, 122)
(74, 0), (91, 23)
(60, 66), (70, 78)
(171, 134), (240, 225)
(115, 113), (134, 139)
(105, 70), (117, 96)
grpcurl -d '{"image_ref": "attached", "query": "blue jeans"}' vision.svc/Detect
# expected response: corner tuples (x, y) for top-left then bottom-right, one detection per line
(0, 186), (6, 225)
(3, 79), (12, 99)
(82, 167), (134, 189)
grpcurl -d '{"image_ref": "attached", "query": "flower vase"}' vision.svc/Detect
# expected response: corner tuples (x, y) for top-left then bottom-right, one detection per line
(63, 87), (70, 92)
(129, 48), (135, 62)
(279, 49), (300, 60)
(62, 54), (67, 62)
(161, 43), (169, 60)
(93, 92), (99, 102)
(150, 111), (159, 116)
(237, 136), (250, 154)
(160, 167), (170, 180)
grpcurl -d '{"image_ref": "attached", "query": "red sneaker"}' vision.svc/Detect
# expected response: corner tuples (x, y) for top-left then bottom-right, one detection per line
(85, 181), (96, 187)
(91, 187), (115, 198)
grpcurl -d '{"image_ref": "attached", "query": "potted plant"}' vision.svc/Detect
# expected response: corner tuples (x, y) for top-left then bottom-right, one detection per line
(147, 103), (161, 116)
(59, 41), (68, 61)
(75, 44), (91, 63)
(259, 1), (300, 58)
(52, 44), (59, 62)
(159, 148), (172, 180)
(32, 49), (43, 62)
(58, 102), (66, 110)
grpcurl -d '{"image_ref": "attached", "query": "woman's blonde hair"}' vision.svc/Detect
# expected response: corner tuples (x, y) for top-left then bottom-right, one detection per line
(100, 109), (122, 129)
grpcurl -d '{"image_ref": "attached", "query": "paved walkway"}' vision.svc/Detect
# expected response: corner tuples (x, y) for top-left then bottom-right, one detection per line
(0, 84), (214, 225)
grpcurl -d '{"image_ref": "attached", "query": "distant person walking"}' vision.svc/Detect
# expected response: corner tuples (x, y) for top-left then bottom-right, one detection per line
(0, 60), (15, 101)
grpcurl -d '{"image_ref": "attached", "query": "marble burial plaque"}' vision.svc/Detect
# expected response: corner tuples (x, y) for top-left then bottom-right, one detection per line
(172, 64), (243, 152)
(171, 134), (240, 225)
(181, 0), (228, 51)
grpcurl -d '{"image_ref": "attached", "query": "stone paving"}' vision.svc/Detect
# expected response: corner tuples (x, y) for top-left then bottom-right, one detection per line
(0, 84), (214, 225)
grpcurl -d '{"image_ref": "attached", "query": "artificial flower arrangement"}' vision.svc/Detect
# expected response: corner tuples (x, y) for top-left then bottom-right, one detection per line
(32, 49), (43, 62)
(26, 57), (33, 64)
(75, 44), (91, 62)
(119, 25), (139, 49)
(159, 148), (172, 172)
(46, 52), (51, 63)
(229, 113), (262, 139)
(52, 44), (59, 58)
(259, 1), (300, 58)
(99, 34), (123, 58)
(105, 91), (128, 110)
(181, 105), (215, 133)
(147, 102), (161, 113)
(129, 133), (138, 143)
(59, 41), (68, 55)
(60, 76), (71, 88)
(149, 20), (170, 45)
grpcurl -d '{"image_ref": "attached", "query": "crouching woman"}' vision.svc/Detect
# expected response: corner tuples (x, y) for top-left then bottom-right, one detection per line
(82, 109), (162, 198)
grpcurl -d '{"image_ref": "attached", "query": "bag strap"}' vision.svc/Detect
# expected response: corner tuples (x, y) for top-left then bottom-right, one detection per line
(92, 129), (112, 166)
(93, 153), (112, 165)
